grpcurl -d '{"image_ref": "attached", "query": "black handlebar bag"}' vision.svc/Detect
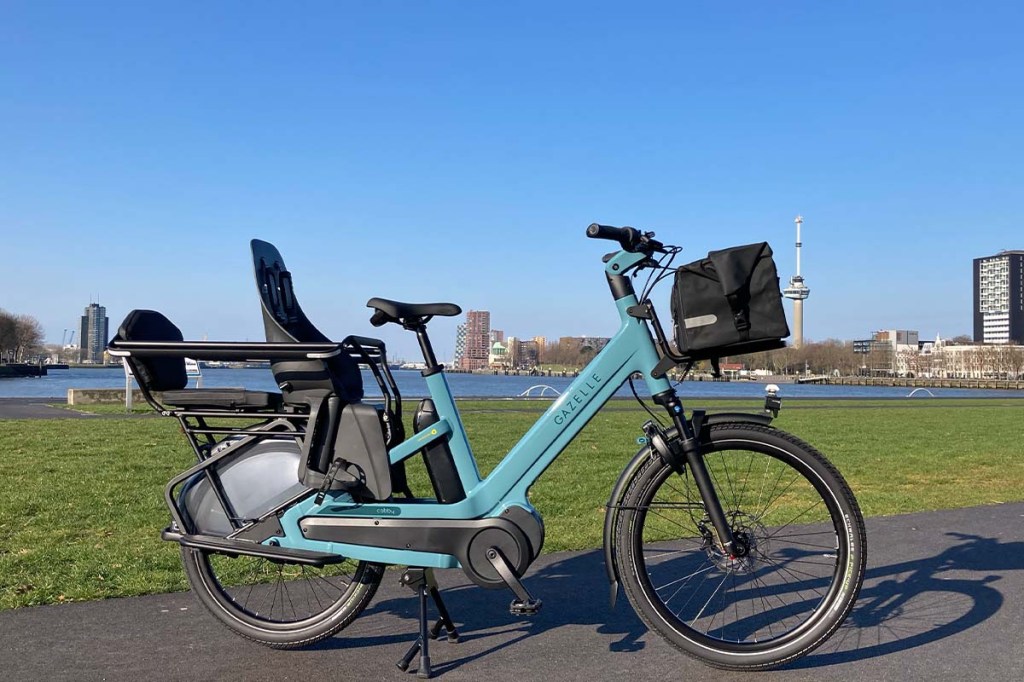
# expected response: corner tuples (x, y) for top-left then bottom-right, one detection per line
(671, 242), (790, 361)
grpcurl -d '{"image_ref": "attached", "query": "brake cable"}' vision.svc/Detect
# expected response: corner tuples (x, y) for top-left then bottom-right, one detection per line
(628, 242), (682, 426)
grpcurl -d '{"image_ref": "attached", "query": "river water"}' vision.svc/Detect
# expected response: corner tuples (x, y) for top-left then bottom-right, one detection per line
(2, 367), (1022, 400)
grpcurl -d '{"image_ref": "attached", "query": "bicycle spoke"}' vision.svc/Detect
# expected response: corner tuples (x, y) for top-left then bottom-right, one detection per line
(753, 553), (831, 612)
(762, 497), (826, 533)
(647, 508), (704, 539)
(716, 450), (739, 509)
(197, 552), (367, 625)
(655, 562), (717, 596)
(749, 571), (777, 641)
(752, 470), (805, 522)
(736, 452), (756, 517)
(644, 544), (703, 560)
(672, 564), (719, 619)
(664, 474), (705, 527)
(691, 570), (732, 628)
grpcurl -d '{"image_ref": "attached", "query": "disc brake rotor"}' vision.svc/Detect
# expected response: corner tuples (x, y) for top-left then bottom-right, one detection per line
(702, 513), (770, 574)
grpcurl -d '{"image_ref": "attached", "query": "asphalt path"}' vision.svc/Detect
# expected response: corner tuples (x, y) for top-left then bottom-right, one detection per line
(2, 503), (1023, 681)
(0, 397), (99, 419)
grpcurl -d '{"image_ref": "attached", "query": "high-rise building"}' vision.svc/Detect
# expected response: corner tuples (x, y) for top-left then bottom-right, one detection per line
(79, 303), (109, 364)
(458, 311), (491, 370)
(453, 323), (467, 368)
(514, 338), (540, 368)
(532, 336), (547, 364)
(974, 251), (1024, 344)
(490, 329), (504, 343)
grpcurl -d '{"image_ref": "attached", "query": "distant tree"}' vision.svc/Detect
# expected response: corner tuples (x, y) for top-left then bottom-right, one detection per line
(578, 344), (596, 366)
(0, 310), (17, 362)
(13, 314), (44, 362)
(950, 335), (974, 345)
(764, 346), (796, 375)
(0, 310), (45, 362)
(979, 345), (1001, 378)
(1008, 346), (1024, 380)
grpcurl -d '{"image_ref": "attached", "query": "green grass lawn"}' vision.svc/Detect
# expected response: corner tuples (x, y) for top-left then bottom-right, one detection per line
(2, 397), (1022, 610)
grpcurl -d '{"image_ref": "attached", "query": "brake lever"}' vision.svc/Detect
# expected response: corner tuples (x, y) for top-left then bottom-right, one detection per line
(632, 256), (660, 272)
(641, 232), (666, 253)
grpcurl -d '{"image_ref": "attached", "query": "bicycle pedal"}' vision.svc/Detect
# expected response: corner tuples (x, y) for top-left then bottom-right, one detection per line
(509, 598), (542, 616)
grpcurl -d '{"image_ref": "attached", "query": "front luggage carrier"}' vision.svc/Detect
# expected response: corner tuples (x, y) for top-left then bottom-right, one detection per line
(162, 527), (346, 566)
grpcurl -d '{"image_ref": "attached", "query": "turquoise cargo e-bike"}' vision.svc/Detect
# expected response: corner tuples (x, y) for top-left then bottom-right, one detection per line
(108, 224), (865, 677)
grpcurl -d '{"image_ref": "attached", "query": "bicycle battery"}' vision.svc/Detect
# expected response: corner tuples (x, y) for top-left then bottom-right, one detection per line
(413, 399), (466, 503)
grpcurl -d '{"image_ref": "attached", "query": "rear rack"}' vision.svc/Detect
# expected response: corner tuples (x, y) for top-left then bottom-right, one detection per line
(108, 335), (402, 427)
(109, 335), (403, 538)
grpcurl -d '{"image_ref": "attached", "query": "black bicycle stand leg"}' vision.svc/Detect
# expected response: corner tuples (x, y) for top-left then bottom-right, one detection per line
(396, 583), (432, 678)
(416, 583), (431, 679)
(428, 586), (460, 643)
(396, 618), (421, 674)
(397, 568), (461, 678)
(396, 569), (432, 678)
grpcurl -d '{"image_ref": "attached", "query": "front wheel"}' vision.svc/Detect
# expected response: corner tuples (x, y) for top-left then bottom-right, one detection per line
(614, 422), (866, 670)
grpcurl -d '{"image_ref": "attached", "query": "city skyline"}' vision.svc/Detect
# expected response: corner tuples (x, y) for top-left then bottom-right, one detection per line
(29, 239), (1024, 365)
(3, 4), (1023, 361)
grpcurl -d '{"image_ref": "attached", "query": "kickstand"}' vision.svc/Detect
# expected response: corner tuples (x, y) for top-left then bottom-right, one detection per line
(396, 569), (460, 679)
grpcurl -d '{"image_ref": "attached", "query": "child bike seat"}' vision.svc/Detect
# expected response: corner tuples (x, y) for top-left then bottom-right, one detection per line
(252, 239), (364, 404)
(112, 309), (282, 412)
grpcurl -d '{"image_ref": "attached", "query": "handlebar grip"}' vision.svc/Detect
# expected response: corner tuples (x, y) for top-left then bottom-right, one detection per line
(586, 223), (639, 251)
(369, 310), (389, 327)
(587, 223), (622, 239)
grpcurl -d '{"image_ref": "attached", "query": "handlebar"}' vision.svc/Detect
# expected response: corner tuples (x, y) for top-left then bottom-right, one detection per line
(586, 223), (666, 254)
(586, 223), (640, 251)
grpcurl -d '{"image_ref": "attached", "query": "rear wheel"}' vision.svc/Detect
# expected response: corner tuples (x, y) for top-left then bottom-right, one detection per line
(181, 547), (384, 648)
(615, 423), (865, 669)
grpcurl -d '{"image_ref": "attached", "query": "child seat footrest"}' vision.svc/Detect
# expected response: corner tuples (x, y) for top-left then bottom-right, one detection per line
(158, 388), (283, 410)
(162, 528), (343, 566)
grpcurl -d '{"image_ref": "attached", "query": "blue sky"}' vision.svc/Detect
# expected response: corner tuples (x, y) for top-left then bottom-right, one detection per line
(2, 2), (1022, 361)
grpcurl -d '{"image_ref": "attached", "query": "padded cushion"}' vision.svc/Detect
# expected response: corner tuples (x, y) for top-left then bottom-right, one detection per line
(366, 297), (462, 321)
(159, 388), (283, 410)
(114, 310), (187, 392)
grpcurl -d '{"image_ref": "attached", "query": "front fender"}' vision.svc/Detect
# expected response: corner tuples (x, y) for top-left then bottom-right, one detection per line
(602, 411), (773, 607)
(603, 443), (659, 607)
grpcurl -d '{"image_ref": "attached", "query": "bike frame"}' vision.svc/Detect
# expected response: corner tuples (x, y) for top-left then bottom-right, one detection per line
(274, 249), (676, 568)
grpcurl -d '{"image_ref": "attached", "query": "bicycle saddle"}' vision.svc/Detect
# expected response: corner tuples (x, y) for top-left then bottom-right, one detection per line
(367, 297), (461, 326)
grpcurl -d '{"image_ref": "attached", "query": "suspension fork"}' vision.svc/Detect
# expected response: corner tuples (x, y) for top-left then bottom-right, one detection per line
(653, 392), (739, 555)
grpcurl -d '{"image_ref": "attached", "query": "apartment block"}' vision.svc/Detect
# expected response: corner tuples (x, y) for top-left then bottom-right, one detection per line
(974, 251), (1024, 344)
(79, 303), (109, 364)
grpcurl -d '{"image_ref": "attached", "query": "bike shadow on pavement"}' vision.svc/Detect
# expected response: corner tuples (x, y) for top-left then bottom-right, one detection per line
(794, 532), (1024, 668)
(306, 533), (1023, 675)
(307, 549), (650, 673)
